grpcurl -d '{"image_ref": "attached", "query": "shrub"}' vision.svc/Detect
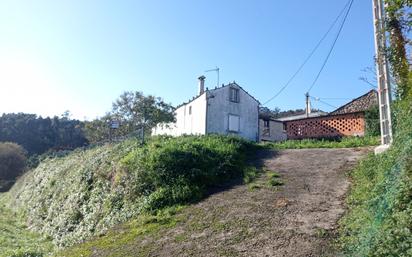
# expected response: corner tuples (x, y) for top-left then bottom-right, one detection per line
(122, 135), (254, 211)
(365, 106), (380, 137)
(0, 142), (27, 181)
(3, 135), (254, 249)
(339, 102), (412, 256)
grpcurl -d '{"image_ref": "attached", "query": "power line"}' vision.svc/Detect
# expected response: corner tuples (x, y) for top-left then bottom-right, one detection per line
(310, 96), (337, 109)
(317, 97), (353, 100)
(307, 0), (355, 93)
(262, 0), (353, 106)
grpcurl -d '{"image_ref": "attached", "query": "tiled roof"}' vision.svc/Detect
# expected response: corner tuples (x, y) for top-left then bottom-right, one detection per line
(329, 90), (378, 115)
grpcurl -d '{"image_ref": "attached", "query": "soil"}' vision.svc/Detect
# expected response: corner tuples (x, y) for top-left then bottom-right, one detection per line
(96, 148), (371, 257)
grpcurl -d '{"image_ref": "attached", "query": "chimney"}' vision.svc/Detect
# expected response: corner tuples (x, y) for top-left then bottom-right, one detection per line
(198, 75), (206, 95)
(305, 92), (311, 117)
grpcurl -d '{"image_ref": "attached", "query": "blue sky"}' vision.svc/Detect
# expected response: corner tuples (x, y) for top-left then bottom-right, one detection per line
(0, 0), (375, 120)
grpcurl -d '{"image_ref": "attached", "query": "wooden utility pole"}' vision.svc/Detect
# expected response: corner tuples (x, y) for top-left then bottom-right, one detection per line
(372, 0), (393, 147)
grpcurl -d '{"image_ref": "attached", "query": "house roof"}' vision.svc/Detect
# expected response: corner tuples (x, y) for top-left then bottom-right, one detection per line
(282, 110), (365, 123)
(276, 111), (328, 122)
(329, 90), (378, 115)
(175, 81), (260, 109)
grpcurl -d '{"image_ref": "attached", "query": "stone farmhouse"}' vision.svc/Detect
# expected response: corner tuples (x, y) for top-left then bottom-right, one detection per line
(152, 76), (260, 141)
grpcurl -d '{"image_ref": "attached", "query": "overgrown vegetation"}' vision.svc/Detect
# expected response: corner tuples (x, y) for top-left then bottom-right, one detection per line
(0, 142), (27, 192)
(1, 135), (253, 256)
(338, 1), (412, 256)
(57, 206), (184, 257)
(0, 142), (26, 181)
(263, 136), (379, 150)
(339, 103), (412, 257)
(364, 106), (380, 136)
(0, 199), (53, 257)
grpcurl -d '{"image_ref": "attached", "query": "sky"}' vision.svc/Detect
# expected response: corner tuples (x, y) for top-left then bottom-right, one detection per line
(0, 0), (376, 120)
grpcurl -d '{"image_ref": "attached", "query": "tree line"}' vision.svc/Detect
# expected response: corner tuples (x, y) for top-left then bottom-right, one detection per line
(0, 113), (88, 155)
(0, 91), (175, 155)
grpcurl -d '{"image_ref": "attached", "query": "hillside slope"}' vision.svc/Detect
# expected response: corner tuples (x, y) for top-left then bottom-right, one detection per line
(339, 103), (412, 256)
(2, 135), (253, 255)
(58, 148), (370, 257)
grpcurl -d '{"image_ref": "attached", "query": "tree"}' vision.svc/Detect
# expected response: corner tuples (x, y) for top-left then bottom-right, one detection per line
(385, 0), (412, 99)
(112, 91), (175, 142)
(0, 113), (88, 155)
(0, 142), (27, 181)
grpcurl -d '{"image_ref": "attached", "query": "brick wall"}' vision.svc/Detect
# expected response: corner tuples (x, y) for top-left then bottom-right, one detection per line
(285, 112), (365, 139)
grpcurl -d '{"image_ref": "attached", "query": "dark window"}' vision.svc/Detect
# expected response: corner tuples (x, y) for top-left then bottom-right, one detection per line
(264, 120), (270, 128)
(189, 106), (192, 115)
(229, 88), (240, 103)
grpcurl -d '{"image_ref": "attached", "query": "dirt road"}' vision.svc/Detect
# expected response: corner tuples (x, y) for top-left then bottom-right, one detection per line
(98, 148), (370, 257)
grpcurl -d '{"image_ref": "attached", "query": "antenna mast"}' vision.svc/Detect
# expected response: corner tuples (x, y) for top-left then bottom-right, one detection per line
(205, 67), (220, 87)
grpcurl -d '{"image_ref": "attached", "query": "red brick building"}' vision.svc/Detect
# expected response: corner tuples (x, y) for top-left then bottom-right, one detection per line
(284, 90), (378, 139)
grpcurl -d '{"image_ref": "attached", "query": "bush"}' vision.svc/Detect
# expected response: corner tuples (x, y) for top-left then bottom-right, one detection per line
(365, 106), (380, 137)
(0, 142), (27, 181)
(122, 135), (253, 211)
(3, 135), (254, 249)
(339, 102), (412, 256)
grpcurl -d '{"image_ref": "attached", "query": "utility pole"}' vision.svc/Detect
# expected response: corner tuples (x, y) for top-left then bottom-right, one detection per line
(305, 92), (311, 117)
(372, 0), (393, 150)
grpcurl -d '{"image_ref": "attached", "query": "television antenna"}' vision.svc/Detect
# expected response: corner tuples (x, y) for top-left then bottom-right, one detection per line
(205, 67), (220, 87)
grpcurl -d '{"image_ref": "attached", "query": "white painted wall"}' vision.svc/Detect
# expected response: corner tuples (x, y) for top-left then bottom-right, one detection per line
(152, 93), (207, 136)
(206, 84), (259, 141)
(153, 84), (259, 142)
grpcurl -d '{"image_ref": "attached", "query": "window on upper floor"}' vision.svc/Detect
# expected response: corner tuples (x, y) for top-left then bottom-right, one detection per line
(264, 120), (270, 128)
(229, 87), (240, 103)
(189, 106), (192, 115)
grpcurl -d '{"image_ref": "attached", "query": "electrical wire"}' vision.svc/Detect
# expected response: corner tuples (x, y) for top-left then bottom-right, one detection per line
(310, 96), (337, 109)
(262, 0), (353, 106)
(307, 0), (355, 93)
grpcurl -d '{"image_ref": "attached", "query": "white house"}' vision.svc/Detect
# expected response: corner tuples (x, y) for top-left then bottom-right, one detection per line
(152, 76), (260, 141)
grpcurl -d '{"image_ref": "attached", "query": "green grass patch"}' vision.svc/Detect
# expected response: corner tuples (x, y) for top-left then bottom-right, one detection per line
(0, 195), (54, 257)
(267, 171), (283, 188)
(56, 205), (184, 257)
(247, 183), (262, 191)
(2, 135), (255, 253)
(263, 136), (379, 150)
(338, 102), (412, 256)
(243, 166), (260, 184)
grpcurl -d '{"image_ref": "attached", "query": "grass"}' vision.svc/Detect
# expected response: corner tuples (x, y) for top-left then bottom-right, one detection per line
(263, 136), (379, 150)
(57, 206), (184, 257)
(0, 195), (54, 257)
(2, 135), (255, 254)
(243, 166), (260, 184)
(244, 168), (284, 191)
(338, 103), (412, 256)
(267, 172), (284, 188)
